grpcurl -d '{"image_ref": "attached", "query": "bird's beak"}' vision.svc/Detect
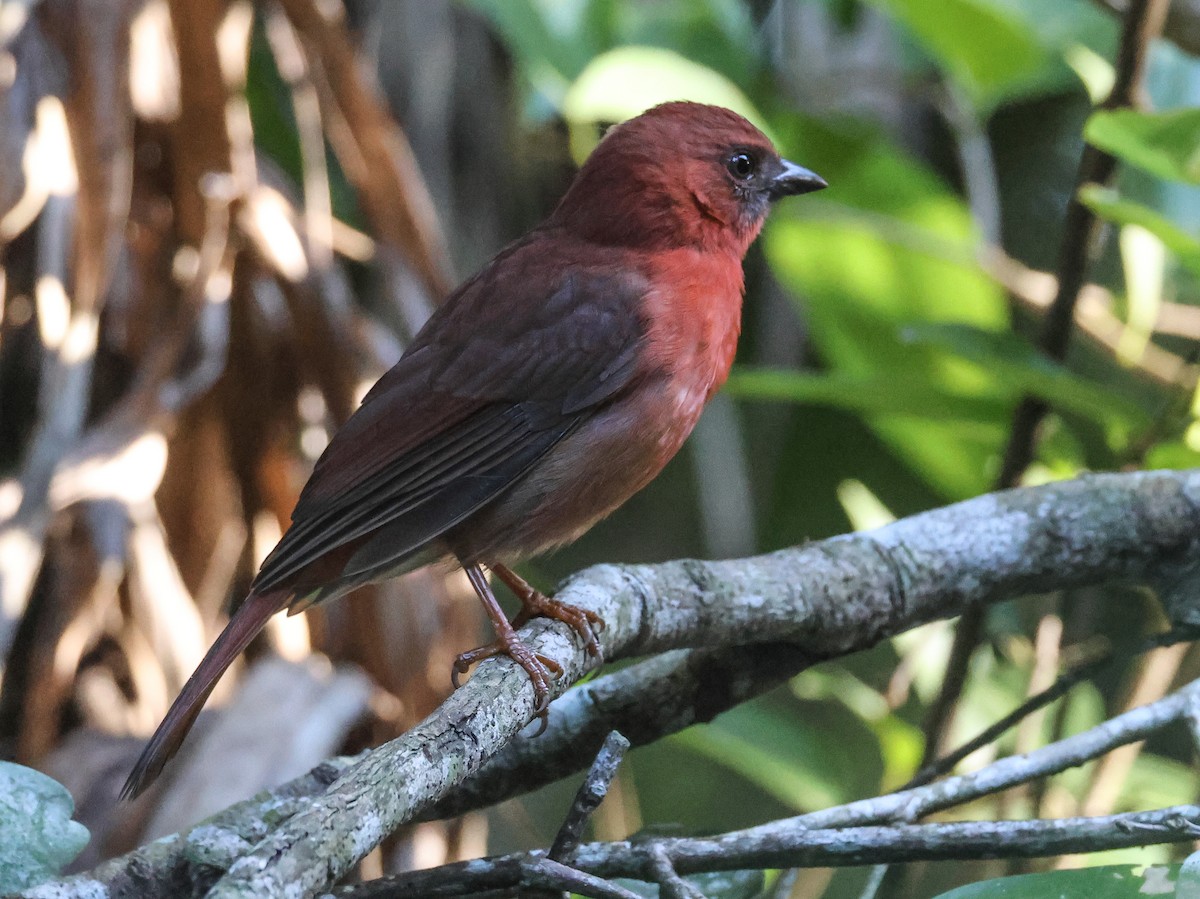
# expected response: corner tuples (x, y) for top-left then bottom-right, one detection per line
(767, 159), (828, 200)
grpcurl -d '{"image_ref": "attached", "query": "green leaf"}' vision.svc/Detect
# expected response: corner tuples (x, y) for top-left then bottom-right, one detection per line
(1145, 440), (1200, 470)
(864, 0), (1050, 108)
(761, 113), (1029, 499)
(1085, 108), (1200, 184)
(726, 368), (1009, 421)
(0, 762), (89, 891)
(766, 214), (1010, 497)
(1078, 185), (1200, 277)
(934, 864), (1180, 898)
(562, 46), (765, 162)
(900, 323), (1150, 428)
(672, 698), (883, 811)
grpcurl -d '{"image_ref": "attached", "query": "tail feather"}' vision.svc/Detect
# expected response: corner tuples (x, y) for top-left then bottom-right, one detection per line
(120, 589), (291, 800)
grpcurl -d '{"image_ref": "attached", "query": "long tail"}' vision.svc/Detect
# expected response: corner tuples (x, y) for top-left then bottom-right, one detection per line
(120, 588), (292, 800)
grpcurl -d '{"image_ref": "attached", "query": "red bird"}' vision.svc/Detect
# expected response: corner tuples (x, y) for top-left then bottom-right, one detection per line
(122, 101), (825, 798)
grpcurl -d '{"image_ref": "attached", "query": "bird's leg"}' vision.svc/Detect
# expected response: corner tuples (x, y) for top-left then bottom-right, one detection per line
(453, 563), (562, 714)
(492, 563), (605, 658)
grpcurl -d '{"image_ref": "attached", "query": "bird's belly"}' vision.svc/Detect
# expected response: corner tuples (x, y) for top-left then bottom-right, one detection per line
(447, 374), (707, 564)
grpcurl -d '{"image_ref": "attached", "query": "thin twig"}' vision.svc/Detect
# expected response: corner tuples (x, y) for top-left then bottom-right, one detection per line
(909, 626), (1200, 789)
(324, 855), (646, 899)
(1081, 641), (1191, 816)
(648, 846), (707, 899)
(327, 805), (1200, 896)
(550, 731), (631, 861)
(1091, 0), (1200, 56)
(1000, 0), (1169, 484)
(797, 676), (1200, 833)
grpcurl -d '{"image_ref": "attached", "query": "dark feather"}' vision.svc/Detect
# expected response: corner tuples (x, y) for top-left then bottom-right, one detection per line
(120, 589), (291, 799)
(251, 247), (649, 601)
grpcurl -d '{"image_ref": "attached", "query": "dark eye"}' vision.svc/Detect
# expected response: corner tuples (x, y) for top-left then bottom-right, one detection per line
(726, 152), (755, 181)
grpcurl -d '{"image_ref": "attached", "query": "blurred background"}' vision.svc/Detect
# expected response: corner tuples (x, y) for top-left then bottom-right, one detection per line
(2, 0), (1200, 895)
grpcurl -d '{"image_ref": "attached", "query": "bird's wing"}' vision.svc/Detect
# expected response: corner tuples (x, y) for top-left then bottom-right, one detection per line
(252, 243), (649, 598)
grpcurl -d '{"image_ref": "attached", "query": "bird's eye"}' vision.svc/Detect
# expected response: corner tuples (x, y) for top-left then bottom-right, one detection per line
(726, 152), (755, 181)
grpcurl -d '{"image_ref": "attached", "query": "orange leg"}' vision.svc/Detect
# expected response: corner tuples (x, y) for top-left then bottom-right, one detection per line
(451, 563), (607, 719)
(492, 563), (604, 657)
(453, 563), (563, 714)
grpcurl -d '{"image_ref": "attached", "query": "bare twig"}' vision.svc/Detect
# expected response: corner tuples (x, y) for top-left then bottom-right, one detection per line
(1080, 641), (1191, 816)
(908, 626), (1200, 789)
(549, 731), (630, 862)
(1090, 0), (1200, 58)
(326, 805), (1200, 897)
(57, 470), (1200, 897)
(648, 845), (707, 899)
(801, 676), (1200, 832)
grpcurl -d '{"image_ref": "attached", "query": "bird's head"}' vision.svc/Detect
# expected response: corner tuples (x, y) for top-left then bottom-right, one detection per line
(551, 102), (826, 257)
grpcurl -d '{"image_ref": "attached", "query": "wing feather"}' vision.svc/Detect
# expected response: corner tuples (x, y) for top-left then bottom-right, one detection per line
(252, 236), (650, 600)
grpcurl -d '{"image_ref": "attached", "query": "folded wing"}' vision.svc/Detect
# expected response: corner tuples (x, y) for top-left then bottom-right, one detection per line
(252, 240), (649, 603)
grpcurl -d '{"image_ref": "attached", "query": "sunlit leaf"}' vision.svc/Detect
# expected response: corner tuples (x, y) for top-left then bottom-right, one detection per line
(1145, 440), (1200, 470)
(562, 45), (764, 162)
(615, 0), (760, 87)
(900, 323), (1150, 428)
(865, 0), (1050, 108)
(766, 211), (1009, 495)
(1078, 185), (1200, 277)
(1116, 224), (1165, 365)
(759, 112), (1033, 498)
(673, 699), (882, 811)
(726, 368), (1009, 421)
(1085, 108), (1200, 184)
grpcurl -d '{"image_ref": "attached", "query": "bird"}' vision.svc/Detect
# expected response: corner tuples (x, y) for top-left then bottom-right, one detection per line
(121, 101), (826, 799)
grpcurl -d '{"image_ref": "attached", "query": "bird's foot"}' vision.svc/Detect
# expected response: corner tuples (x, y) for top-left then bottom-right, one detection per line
(452, 629), (563, 715)
(492, 563), (605, 658)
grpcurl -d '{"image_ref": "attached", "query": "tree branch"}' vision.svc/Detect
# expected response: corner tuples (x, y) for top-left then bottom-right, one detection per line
(329, 806), (1200, 897)
(22, 469), (1200, 898)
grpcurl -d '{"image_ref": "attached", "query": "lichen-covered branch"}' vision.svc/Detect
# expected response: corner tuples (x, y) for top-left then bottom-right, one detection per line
(329, 805), (1200, 897)
(20, 758), (359, 898)
(23, 469), (1200, 898)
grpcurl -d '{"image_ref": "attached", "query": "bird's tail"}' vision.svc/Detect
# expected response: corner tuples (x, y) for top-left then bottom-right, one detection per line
(120, 588), (292, 800)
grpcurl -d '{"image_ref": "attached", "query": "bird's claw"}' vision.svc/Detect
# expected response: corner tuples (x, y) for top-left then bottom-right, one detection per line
(451, 631), (563, 715)
(511, 590), (605, 658)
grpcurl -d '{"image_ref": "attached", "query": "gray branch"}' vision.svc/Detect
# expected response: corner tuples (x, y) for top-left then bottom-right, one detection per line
(21, 758), (360, 898)
(333, 673), (1200, 898)
(328, 806), (1200, 897)
(23, 469), (1200, 898)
